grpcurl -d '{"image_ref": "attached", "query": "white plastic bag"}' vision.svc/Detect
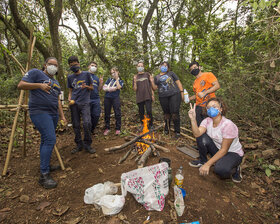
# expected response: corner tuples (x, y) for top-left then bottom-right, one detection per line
(104, 181), (118, 195)
(99, 195), (125, 215)
(174, 185), (185, 216)
(121, 162), (169, 211)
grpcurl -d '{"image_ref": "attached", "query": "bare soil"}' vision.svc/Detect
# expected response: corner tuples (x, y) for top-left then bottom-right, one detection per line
(0, 105), (279, 224)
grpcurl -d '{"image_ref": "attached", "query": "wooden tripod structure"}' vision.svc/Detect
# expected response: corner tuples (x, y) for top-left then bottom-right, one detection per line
(2, 31), (65, 176)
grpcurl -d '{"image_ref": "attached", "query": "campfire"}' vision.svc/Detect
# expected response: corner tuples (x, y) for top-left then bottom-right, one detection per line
(104, 120), (170, 168)
(136, 116), (155, 155)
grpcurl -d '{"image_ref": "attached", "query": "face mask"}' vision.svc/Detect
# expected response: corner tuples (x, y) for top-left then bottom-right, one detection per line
(89, 66), (97, 73)
(160, 66), (168, 73)
(70, 65), (80, 73)
(137, 67), (144, 72)
(46, 65), (58, 76)
(191, 68), (200, 76)
(111, 73), (116, 78)
(207, 107), (220, 118)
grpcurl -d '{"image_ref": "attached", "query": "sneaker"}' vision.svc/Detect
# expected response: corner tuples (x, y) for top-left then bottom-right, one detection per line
(104, 129), (110, 135)
(189, 160), (204, 168)
(232, 166), (243, 183)
(85, 147), (96, 154)
(39, 173), (57, 189)
(115, 130), (121, 135)
(71, 147), (82, 154)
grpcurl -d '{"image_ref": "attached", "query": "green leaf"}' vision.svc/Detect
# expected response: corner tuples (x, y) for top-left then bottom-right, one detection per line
(268, 165), (276, 170)
(265, 168), (271, 177)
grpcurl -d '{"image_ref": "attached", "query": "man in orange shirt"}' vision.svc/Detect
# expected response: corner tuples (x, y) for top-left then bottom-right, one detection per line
(188, 61), (220, 125)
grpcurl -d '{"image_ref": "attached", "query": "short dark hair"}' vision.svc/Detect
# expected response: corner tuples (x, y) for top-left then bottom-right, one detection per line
(160, 61), (170, 69)
(88, 61), (97, 66)
(68, 56), (79, 65)
(205, 97), (227, 116)
(189, 61), (199, 68)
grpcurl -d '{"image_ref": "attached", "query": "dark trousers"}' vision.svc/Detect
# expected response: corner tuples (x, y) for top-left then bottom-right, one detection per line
(195, 105), (207, 126)
(104, 97), (121, 130)
(70, 103), (92, 148)
(159, 92), (181, 133)
(197, 133), (243, 179)
(90, 99), (101, 133)
(137, 100), (153, 128)
(30, 113), (58, 174)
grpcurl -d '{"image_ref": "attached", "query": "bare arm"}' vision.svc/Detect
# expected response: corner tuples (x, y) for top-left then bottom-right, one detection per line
(149, 75), (158, 91)
(189, 95), (196, 101)
(188, 103), (206, 137)
(68, 88), (72, 101)
(175, 80), (184, 100)
(198, 80), (220, 98)
(58, 97), (67, 123)
(98, 76), (103, 91)
(133, 75), (137, 91)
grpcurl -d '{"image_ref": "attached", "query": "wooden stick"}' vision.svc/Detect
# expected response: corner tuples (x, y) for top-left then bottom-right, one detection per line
(180, 127), (193, 134)
(171, 128), (196, 142)
(138, 139), (170, 153)
(135, 154), (142, 162)
(138, 147), (152, 168)
(54, 145), (65, 170)
(150, 144), (160, 157)
(118, 146), (134, 164)
(104, 124), (164, 152)
(129, 131), (167, 145)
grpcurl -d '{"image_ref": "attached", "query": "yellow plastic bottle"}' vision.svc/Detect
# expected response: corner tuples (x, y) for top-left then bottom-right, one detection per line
(174, 166), (184, 188)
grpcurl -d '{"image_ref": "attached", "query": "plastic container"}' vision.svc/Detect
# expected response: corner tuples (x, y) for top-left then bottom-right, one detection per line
(179, 187), (186, 199)
(159, 158), (172, 186)
(174, 166), (184, 188)
(184, 89), (189, 103)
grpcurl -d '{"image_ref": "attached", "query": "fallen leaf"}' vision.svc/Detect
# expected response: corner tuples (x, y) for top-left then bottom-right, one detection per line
(19, 195), (30, 203)
(36, 202), (51, 211)
(251, 182), (260, 189)
(117, 213), (127, 221)
(106, 217), (121, 224)
(274, 159), (280, 166)
(275, 180), (280, 184)
(98, 168), (104, 174)
(0, 208), (11, 213)
(66, 167), (72, 172)
(222, 196), (230, 203)
(265, 176), (272, 184)
(59, 174), (67, 179)
(239, 190), (250, 198)
(0, 189), (5, 193)
(52, 205), (69, 216)
(65, 217), (83, 224)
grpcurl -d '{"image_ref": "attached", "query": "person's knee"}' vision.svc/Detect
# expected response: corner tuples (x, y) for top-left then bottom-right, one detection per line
(197, 134), (210, 147)
(214, 164), (231, 179)
(44, 134), (56, 146)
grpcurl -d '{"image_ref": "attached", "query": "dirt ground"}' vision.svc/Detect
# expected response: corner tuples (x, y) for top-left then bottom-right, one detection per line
(0, 107), (279, 224)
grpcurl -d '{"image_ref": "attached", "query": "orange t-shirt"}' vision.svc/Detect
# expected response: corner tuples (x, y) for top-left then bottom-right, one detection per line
(193, 72), (217, 107)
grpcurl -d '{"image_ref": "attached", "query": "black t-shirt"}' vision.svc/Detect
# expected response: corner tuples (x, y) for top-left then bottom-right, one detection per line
(154, 71), (180, 97)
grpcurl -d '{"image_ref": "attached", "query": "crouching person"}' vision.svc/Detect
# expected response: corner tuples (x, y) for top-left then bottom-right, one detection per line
(188, 98), (244, 183)
(17, 57), (67, 189)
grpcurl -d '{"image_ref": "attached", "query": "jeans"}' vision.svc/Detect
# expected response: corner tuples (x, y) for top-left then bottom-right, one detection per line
(159, 92), (181, 133)
(70, 103), (92, 148)
(30, 113), (58, 174)
(90, 99), (101, 133)
(195, 105), (207, 126)
(137, 100), (153, 128)
(104, 97), (121, 130)
(197, 133), (243, 179)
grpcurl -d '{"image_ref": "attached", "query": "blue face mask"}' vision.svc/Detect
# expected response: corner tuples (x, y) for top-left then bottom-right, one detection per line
(160, 66), (168, 73)
(207, 107), (220, 118)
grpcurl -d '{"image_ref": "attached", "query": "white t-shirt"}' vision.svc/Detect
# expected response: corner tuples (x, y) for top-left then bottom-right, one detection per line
(200, 116), (244, 157)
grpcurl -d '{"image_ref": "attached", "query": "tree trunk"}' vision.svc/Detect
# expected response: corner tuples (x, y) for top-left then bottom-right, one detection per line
(9, 0), (50, 59)
(142, 0), (159, 67)
(43, 0), (66, 92)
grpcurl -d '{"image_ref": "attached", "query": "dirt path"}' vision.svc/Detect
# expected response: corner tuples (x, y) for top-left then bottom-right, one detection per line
(0, 120), (278, 224)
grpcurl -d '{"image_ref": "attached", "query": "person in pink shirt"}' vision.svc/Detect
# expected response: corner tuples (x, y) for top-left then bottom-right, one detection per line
(188, 98), (244, 183)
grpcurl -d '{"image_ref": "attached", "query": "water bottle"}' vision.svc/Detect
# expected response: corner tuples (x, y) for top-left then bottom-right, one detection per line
(184, 89), (189, 103)
(175, 166), (184, 188)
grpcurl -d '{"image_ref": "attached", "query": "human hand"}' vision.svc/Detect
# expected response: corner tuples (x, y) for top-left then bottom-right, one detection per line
(199, 164), (210, 176)
(40, 82), (51, 94)
(198, 91), (206, 99)
(81, 82), (88, 89)
(188, 103), (196, 120)
(152, 95), (155, 102)
(100, 76), (104, 84)
(60, 117), (68, 126)
(149, 75), (154, 82)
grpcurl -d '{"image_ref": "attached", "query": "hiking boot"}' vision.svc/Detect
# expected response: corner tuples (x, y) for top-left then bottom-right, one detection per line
(39, 173), (57, 189)
(104, 129), (110, 135)
(232, 165), (243, 183)
(85, 146), (96, 154)
(189, 160), (204, 168)
(115, 130), (121, 135)
(50, 165), (61, 172)
(71, 147), (82, 154)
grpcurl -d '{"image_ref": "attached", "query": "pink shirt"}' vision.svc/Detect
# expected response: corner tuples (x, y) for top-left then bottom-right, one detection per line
(200, 117), (244, 157)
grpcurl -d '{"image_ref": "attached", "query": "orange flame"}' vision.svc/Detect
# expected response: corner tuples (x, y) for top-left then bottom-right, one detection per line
(136, 115), (154, 154)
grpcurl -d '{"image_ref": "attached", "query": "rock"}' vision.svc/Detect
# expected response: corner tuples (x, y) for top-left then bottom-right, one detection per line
(36, 202), (51, 211)
(52, 205), (69, 216)
(262, 149), (278, 158)
(19, 195), (30, 203)
(274, 159), (280, 166)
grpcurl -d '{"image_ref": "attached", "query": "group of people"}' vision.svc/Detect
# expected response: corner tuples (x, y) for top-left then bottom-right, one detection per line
(17, 56), (244, 189)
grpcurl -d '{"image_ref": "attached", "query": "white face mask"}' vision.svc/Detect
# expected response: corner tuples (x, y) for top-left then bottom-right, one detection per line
(89, 66), (97, 73)
(137, 66), (144, 72)
(46, 65), (58, 76)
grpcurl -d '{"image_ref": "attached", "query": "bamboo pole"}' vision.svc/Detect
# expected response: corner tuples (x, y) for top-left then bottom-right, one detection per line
(54, 145), (65, 170)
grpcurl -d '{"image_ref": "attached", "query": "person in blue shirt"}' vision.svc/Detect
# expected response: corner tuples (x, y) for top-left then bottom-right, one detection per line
(103, 67), (124, 135)
(88, 61), (103, 134)
(17, 57), (67, 189)
(67, 56), (95, 154)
